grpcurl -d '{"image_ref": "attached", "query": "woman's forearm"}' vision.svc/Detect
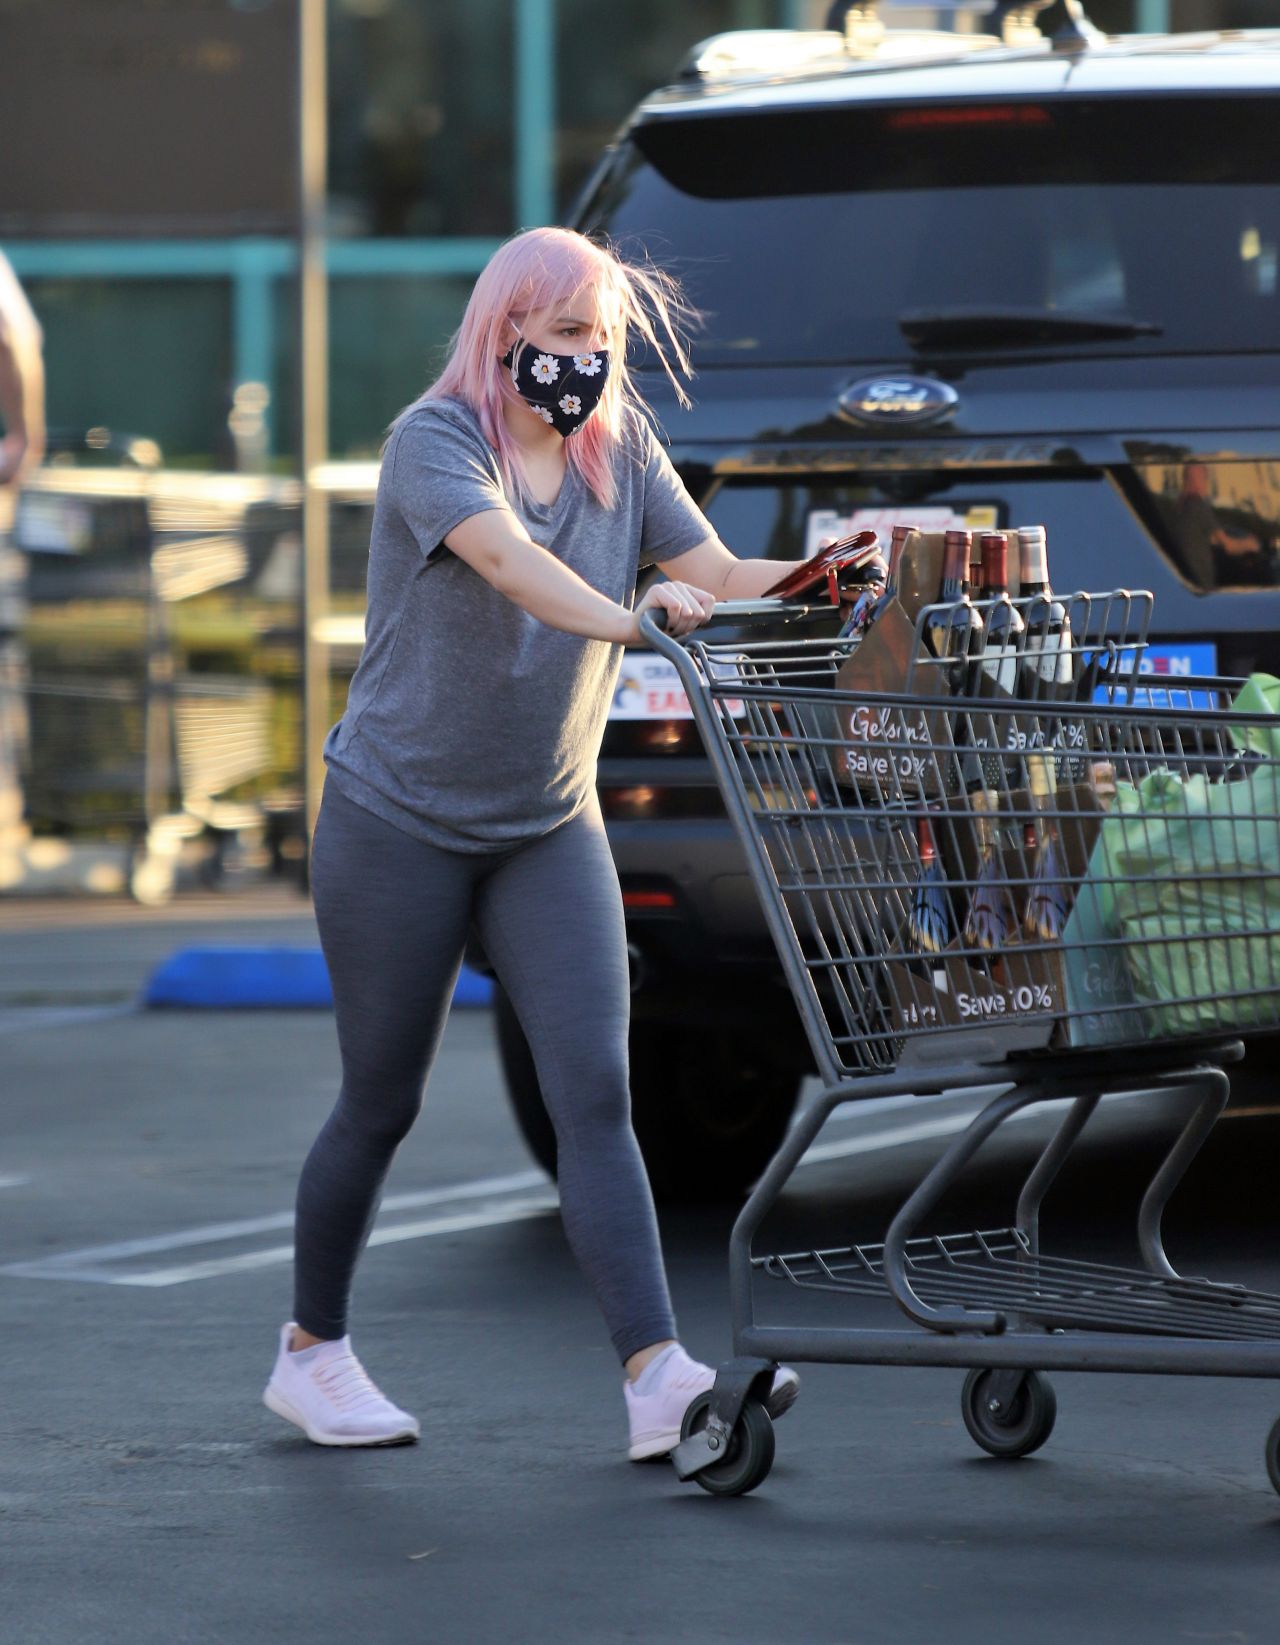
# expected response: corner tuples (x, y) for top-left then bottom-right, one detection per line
(720, 556), (796, 599)
(490, 536), (635, 644)
(443, 510), (716, 643)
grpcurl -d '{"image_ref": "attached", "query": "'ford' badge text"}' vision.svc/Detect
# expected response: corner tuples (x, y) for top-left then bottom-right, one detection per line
(837, 375), (959, 428)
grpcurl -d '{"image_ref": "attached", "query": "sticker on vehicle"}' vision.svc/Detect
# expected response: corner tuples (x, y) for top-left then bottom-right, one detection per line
(1095, 642), (1219, 707)
(805, 504), (998, 558)
(611, 656), (744, 721)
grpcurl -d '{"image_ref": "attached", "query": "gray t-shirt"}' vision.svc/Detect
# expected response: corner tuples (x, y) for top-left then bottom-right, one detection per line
(323, 396), (711, 850)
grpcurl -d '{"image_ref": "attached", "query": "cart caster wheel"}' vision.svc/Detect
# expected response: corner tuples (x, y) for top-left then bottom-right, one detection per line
(680, 1391), (775, 1497)
(1264, 1417), (1280, 1496)
(961, 1368), (1057, 1459)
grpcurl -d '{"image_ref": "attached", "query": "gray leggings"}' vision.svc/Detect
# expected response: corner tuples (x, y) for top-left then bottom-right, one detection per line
(295, 779), (678, 1363)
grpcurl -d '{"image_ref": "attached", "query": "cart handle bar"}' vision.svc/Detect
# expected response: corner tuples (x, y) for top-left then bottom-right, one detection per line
(639, 598), (829, 641)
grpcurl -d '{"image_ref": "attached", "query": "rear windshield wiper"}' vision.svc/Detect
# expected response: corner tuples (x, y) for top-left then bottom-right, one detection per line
(899, 307), (1163, 349)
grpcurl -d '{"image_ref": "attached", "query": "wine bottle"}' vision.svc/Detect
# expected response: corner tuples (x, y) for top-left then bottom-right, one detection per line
(966, 541), (983, 598)
(964, 533), (1026, 789)
(963, 789), (1016, 952)
(957, 538), (987, 700)
(959, 531), (985, 634)
(1021, 819), (1040, 899)
(1024, 754), (1070, 941)
(863, 524), (915, 630)
(908, 813), (953, 955)
(1017, 526), (1073, 690)
(925, 529), (984, 671)
(976, 532), (1025, 696)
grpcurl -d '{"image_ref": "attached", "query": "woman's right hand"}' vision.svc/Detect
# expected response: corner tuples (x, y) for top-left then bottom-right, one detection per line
(631, 580), (716, 641)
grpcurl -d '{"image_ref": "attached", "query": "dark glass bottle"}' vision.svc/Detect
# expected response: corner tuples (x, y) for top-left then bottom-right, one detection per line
(1017, 526), (1073, 691)
(925, 528), (984, 672)
(966, 542), (983, 598)
(963, 789), (1016, 953)
(908, 813), (953, 956)
(1024, 753), (1070, 941)
(977, 532), (1026, 696)
(864, 524), (914, 629)
(962, 541), (984, 690)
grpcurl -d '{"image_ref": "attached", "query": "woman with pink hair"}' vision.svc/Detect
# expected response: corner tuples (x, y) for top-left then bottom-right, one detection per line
(263, 226), (800, 1461)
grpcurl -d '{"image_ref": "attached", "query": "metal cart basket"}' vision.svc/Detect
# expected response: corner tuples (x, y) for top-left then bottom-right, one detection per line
(641, 593), (1280, 1499)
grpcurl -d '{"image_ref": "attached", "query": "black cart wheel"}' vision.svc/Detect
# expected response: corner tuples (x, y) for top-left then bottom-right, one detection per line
(679, 1391), (775, 1497)
(961, 1369), (1057, 1459)
(1265, 1417), (1280, 1495)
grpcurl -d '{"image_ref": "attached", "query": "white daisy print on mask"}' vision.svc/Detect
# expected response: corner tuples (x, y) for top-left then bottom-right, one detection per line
(558, 394), (582, 417)
(531, 354), (560, 384)
(531, 405), (555, 424)
(573, 353), (602, 376)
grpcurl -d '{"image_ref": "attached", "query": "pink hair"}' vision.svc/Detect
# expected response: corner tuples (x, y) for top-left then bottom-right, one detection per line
(390, 227), (697, 511)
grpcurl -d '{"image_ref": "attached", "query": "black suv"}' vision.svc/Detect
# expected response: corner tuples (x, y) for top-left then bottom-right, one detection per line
(493, 12), (1280, 1200)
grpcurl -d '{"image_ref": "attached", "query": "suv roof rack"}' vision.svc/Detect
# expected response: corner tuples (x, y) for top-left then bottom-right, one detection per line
(678, 0), (1103, 81)
(828, 0), (1102, 50)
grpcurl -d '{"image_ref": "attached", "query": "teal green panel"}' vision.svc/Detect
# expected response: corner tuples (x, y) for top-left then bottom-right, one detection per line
(325, 240), (501, 275)
(6, 242), (260, 278)
(24, 277), (232, 465)
(515, 0), (556, 229)
(6, 239), (504, 279)
(271, 274), (474, 459)
(231, 244), (278, 401)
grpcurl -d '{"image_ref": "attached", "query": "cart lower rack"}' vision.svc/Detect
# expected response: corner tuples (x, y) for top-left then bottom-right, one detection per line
(639, 598), (1280, 1500)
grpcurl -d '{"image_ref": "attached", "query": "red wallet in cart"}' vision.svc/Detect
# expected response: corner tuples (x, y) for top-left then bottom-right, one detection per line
(762, 529), (883, 605)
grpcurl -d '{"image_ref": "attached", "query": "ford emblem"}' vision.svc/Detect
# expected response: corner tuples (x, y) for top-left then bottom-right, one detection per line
(837, 375), (959, 428)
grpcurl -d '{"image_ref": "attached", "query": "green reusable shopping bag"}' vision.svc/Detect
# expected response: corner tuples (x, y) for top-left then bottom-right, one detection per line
(1064, 676), (1280, 1042)
(1227, 671), (1280, 759)
(1060, 867), (1142, 1048)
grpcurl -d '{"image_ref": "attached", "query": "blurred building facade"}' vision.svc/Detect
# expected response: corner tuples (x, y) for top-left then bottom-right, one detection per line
(2, 0), (1269, 471)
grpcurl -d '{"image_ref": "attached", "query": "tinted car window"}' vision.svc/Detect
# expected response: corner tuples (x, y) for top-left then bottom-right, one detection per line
(1133, 458), (1280, 590)
(588, 97), (1280, 363)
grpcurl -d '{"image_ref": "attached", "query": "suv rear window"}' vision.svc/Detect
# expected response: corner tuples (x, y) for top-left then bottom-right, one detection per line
(586, 97), (1279, 364)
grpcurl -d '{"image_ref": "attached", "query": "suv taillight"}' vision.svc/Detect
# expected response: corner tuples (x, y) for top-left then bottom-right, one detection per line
(601, 720), (703, 757)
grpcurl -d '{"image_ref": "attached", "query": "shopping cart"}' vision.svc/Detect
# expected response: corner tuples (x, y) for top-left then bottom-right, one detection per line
(640, 591), (1280, 1498)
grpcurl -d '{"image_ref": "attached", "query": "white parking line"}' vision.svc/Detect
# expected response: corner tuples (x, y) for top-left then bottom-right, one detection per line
(6, 1193), (565, 1287)
(0, 1003), (135, 1035)
(0, 1169), (557, 1287)
(0, 1174), (31, 1189)
(1, 1096), (1080, 1289)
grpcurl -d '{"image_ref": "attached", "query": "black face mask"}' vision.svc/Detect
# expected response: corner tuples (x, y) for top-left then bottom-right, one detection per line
(501, 335), (611, 437)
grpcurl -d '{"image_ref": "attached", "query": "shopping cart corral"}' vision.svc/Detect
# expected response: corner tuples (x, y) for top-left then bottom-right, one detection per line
(13, 458), (302, 903)
(641, 590), (1280, 1500)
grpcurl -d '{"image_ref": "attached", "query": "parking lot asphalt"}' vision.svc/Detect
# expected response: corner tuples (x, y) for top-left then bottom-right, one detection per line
(4, 895), (1280, 1645)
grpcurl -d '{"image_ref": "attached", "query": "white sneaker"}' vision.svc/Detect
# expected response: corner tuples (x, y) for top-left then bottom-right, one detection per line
(262, 1321), (420, 1447)
(624, 1345), (800, 1462)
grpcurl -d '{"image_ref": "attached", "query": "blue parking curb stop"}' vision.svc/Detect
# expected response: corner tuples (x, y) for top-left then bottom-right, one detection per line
(143, 947), (495, 1010)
